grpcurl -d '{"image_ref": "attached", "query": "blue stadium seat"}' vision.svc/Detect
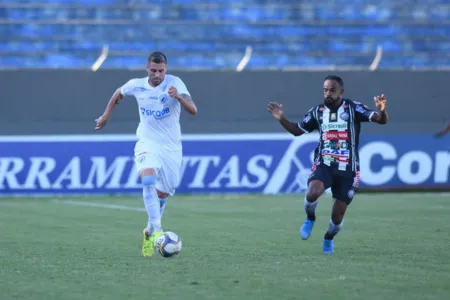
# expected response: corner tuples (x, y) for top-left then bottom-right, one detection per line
(0, 0), (449, 69)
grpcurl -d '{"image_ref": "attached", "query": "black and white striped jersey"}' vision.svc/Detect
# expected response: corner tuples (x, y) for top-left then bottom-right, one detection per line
(298, 99), (377, 172)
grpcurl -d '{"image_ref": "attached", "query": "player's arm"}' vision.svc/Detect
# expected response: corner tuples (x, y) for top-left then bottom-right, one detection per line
(103, 88), (123, 118)
(174, 92), (198, 115)
(435, 122), (450, 138)
(267, 102), (315, 136)
(95, 80), (134, 130)
(279, 116), (304, 136)
(370, 94), (388, 124)
(353, 95), (388, 125)
(169, 77), (197, 115)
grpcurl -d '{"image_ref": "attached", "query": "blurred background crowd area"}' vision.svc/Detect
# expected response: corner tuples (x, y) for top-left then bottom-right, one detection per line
(1, 0), (449, 70)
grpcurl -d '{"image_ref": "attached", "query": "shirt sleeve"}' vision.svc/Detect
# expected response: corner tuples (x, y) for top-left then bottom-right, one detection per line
(298, 107), (318, 133)
(353, 101), (378, 123)
(172, 76), (190, 96)
(120, 79), (137, 97)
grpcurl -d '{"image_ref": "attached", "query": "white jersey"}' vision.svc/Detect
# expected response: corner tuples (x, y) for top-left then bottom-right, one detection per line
(120, 75), (190, 151)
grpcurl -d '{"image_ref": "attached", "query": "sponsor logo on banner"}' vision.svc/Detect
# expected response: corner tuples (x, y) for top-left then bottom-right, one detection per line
(0, 133), (448, 195)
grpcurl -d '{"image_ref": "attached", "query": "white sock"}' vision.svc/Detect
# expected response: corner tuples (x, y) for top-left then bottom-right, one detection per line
(142, 185), (162, 234)
(327, 219), (344, 236)
(159, 197), (167, 216)
(304, 197), (318, 219)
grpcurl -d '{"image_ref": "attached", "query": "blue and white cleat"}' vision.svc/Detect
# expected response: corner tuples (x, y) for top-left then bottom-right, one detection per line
(323, 239), (334, 254)
(300, 218), (315, 240)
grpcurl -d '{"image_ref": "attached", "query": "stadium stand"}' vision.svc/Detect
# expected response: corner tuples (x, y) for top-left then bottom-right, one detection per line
(1, 0), (449, 69)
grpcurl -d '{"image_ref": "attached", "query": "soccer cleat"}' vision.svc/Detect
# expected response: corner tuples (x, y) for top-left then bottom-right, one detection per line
(323, 239), (334, 254)
(300, 218), (315, 240)
(142, 228), (154, 257)
(149, 230), (164, 252)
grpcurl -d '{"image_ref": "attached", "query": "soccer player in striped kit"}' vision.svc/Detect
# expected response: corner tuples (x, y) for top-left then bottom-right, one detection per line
(267, 75), (388, 254)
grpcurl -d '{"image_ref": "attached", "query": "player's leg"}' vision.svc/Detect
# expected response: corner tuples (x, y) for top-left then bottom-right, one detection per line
(134, 139), (164, 257)
(322, 171), (358, 254)
(156, 189), (169, 217)
(154, 150), (182, 223)
(322, 198), (348, 254)
(300, 163), (333, 240)
(140, 168), (164, 257)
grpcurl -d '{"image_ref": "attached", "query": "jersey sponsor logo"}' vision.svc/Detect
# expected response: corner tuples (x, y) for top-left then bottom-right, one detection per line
(321, 149), (350, 157)
(303, 114), (311, 123)
(321, 123), (348, 131)
(140, 107), (170, 119)
(355, 105), (366, 114)
(133, 87), (148, 93)
(340, 112), (349, 121)
(324, 140), (348, 150)
(323, 132), (348, 140)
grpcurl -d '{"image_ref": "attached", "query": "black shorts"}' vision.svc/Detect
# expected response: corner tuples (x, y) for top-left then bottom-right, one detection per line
(307, 163), (360, 204)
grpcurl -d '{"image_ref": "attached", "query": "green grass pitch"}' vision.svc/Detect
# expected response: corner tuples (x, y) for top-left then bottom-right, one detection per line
(1, 193), (449, 300)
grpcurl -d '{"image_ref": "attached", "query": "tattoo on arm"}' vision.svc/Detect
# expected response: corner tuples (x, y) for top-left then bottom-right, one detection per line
(176, 94), (197, 115)
(114, 92), (124, 105)
(178, 93), (192, 102)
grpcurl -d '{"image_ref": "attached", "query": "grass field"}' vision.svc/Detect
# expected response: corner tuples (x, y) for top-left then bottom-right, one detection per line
(1, 193), (449, 300)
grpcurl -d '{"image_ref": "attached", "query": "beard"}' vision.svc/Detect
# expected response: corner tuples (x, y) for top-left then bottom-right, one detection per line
(324, 96), (339, 105)
(150, 77), (162, 86)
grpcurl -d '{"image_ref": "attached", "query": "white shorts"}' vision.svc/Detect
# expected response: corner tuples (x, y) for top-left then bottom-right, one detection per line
(134, 139), (182, 196)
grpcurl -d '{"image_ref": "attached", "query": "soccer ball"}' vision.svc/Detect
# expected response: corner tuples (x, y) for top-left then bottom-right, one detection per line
(155, 231), (182, 258)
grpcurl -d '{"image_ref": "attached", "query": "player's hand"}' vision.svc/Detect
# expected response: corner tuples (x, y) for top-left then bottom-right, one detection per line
(95, 115), (108, 130)
(267, 102), (284, 120)
(374, 94), (387, 112)
(168, 86), (179, 99)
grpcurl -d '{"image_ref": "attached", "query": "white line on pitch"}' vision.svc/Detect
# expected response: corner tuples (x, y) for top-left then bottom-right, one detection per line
(0, 202), (27, 207)
(51, 199), (145, 212)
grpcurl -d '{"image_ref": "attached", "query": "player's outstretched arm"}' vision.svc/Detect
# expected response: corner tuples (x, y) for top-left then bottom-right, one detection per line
(435, 122), (450, 138)
(169, 86), (197, 115)
(371, 94), (388, 124)
(95, 87), (123, 130)
(267, 102), (304, 136)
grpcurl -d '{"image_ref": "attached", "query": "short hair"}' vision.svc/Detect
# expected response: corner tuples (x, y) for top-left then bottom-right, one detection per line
(324, 75), (344, 88)
(148, 51), (167, 64)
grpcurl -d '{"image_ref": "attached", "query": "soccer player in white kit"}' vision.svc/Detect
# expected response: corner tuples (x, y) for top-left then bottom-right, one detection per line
(94, 51), (198, 256)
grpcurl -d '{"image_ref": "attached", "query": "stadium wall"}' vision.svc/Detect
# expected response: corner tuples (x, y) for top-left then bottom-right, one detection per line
(1, 71), (449, 195)
(0, 70), (448, 135)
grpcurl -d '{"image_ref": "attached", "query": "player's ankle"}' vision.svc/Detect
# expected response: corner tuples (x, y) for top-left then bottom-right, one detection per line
(324, 232), (335, 240)
(307, 214), (316, 221)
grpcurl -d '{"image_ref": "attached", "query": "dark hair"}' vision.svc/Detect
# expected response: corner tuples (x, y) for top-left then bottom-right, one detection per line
(148, 51), (167, 64)
(324, 75), (344, 88)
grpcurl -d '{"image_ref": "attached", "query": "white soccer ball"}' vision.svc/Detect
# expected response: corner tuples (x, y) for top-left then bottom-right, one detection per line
(155, 231), (182, 258)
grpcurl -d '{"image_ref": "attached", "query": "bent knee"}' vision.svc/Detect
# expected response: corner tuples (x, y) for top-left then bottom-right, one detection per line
(307, 181), (325, 201)
(141, 175), (155, 187)
(139, 168), (156, 179)
(157, 189), (169, 199)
